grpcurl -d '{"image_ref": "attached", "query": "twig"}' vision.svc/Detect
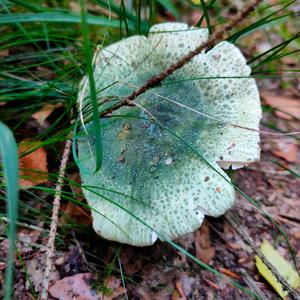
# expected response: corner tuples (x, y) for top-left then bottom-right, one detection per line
(118, 254), (129, 300)
(41, 139), (72, 300)
(242, 270), (269, 300)
(226, 212), (300, 300)
(71, 231), (88, 271)
(100, 0), (262, 117)
(0, 217), (45, 232)
(119, 81), (300, 137)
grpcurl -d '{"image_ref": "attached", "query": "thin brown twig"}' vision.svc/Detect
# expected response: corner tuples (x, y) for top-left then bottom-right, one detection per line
(118, 81), (300, 137)
(41, 139), (72, 300)
(99, 0), (262, 117)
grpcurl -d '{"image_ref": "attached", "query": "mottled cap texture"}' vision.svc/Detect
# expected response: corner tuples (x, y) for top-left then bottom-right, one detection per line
(77, 23), (262, 246)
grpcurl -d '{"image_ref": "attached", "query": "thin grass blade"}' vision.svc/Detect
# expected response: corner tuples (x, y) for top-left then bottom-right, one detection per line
(80, 0), (103, 172)
(0, 12), (122, 28)
(0, 122), (19, 300)
(157, 0), (179, 19)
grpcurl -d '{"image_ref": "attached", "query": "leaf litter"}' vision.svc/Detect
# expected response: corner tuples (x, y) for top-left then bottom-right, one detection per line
(19, 141), (48, 188)
(1, 1), (300, 299)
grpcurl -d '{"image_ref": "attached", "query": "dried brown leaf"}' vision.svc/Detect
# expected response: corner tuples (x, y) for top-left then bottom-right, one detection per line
(27, 252), (60, 293)
(194, 221), (215, 264)
(61, 202), (92, 226)
(19, 141), (48, 188)
(18, 229), (41, 244)
(32, 103), (62, 126)
(49, 274), (126, 300)
(271, 140), (298, 163)
(262, 93), (300, 120)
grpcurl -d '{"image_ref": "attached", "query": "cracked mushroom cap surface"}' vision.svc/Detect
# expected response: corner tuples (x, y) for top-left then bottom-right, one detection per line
(77, 23), (262, 246)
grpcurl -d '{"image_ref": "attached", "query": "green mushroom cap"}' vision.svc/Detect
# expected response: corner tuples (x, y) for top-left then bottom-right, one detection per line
(77, 23), (261, 246)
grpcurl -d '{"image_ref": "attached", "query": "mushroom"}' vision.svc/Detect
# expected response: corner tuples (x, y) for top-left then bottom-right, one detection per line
(77, 23), (261, 246)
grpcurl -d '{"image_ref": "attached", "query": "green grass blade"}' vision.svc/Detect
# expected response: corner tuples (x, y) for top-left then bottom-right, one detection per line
(251, 34), (300, 69)
(0, 122), (19, 300)
(120, 0), (129, 36)
(80, 0), (103, 172)
(269, 159), (300, 178)
(228, 0), (297, 42)
(72, 117), (90, 175)
(0, 12), (122, 28)
(248, 31), (300, 65)
(149, 0), (157, 25)
(157, 0), (179, 19)
(200, 0), (213, 34)
(93, 0), (149, 32)
(137, 0), (142, 34)
(196, 0), (216, 28)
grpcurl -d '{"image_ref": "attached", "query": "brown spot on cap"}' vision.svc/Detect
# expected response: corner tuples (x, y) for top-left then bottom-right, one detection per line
(227, 143), (236, 150)
(117, 156), (125, 163)
(216, 187), (221, 193)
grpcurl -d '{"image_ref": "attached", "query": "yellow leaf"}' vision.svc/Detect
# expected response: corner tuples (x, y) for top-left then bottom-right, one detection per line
(191, 0), (201, 4)
(255, 240), (300, 299)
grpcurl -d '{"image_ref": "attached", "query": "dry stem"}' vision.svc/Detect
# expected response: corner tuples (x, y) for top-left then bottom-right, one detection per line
(41, 139), (72, 300)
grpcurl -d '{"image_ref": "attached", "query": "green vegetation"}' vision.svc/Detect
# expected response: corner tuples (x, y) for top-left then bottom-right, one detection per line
(0, 0), (299, 299)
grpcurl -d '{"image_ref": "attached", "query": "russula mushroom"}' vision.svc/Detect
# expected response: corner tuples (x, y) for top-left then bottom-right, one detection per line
(77, 23), (261, 246)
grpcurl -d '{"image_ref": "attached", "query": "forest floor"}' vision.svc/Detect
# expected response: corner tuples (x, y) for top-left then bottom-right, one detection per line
(0, 1), (299, 299)
(1, 76), (299, 300)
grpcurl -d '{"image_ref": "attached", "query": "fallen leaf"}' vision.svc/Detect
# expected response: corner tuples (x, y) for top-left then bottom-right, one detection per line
(194, 221), (215, 264)
(262, 93), (300, 120)
(105, 276), (127, 300)
(69, 172), (85, 201)
(49, 273), (99, 300)
(17, 229), (41, 253)
(136, 287), (152, 300)
(32, 103), (62, 126)
(279, 198), (300, 222)
(19, 141), (48, 188)
(173, 272), (195, 300)
(174, 280), (187, 300)
(60, 246), (87, 277)
(271, 140), (298, 163)
(49, 274), (126, 300)
(61, 173), (92, 225)
(61, 202), (92, 226)
(255, 240), (300, 299)
(18, 229), (41, 244)
(27, 252), (60, 293)
(120, 247), (143, 275)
